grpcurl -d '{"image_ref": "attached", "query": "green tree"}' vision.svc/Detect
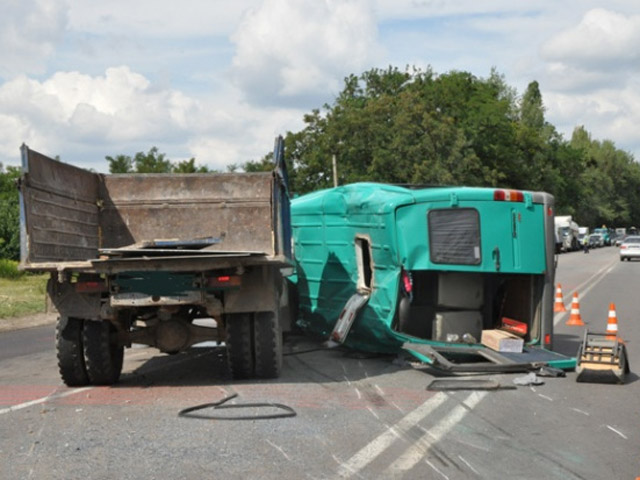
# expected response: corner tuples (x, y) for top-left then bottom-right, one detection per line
(133, 147), (172, 173)
(0, 164), (21, 260)
(106, 148), (210, 173)
(251, 65), (640, 229)
(106, 154), (133, 173)
(172, 158), (210, 173)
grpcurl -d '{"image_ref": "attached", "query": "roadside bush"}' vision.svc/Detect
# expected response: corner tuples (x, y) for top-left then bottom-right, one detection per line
(0, 259), (23, 279)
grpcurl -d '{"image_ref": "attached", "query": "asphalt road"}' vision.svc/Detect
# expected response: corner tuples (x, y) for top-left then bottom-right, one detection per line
(1, 246), (639, 479)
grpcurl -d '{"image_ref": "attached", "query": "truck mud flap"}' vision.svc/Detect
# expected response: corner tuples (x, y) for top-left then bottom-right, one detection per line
(402, 342), (576, 374)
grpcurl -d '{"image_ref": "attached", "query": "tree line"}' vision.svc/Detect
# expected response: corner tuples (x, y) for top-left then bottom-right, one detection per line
(1, 66), (639, 260)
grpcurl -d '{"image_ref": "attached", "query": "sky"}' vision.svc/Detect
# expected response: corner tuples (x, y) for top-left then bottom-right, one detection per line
(1, 0), (639, 172)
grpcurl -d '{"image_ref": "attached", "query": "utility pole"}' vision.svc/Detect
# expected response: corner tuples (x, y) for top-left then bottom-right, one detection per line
(332, 153), (338, 187)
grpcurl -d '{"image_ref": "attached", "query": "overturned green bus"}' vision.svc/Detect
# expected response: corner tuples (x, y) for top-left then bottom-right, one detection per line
(291, 183), (575, 372)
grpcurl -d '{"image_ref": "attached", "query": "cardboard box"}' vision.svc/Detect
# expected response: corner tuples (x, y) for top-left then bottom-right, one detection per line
(481, 329), (524, 352)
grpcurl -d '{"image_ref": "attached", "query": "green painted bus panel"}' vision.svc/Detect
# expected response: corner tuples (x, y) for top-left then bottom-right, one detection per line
(114, 271), (198, 296)
(291, 183), (568, 365)
(396, 198), (547, 273)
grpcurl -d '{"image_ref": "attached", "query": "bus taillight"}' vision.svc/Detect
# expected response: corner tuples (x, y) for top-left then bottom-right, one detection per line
(494, 189), (524, 202)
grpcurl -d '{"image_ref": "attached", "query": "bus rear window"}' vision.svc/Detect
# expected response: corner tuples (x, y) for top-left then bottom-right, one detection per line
(428, 208), (481, 265)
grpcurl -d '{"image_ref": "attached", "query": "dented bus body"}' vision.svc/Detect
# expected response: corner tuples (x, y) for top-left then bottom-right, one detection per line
(291, 183), (575, 372)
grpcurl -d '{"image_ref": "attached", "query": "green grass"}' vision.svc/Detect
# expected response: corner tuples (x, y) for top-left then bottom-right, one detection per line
(0, 271), (49, 318)
(0, 258), (23, 279)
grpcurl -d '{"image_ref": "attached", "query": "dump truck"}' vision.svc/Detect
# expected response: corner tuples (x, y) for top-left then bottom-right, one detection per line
(291, 184), (576, 373)
(18, 137), (293, 385)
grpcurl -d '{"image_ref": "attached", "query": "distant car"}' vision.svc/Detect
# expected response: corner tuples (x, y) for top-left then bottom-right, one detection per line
(615, 235), (627, 246)
(619, 235), (640, 261)
(588, 234), (604, 248)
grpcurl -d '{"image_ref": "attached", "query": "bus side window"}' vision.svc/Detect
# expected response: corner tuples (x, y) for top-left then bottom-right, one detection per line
(355, 236), (373, 291)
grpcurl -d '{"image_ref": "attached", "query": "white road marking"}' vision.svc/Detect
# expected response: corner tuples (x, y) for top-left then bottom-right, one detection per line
(606, 425), (627, 439)
(425, 459), (450, 479)
(366, 406), (380, 420)
(0, 387), (93, 416)
(538, 394), (553, 401)
(571, 408), (589, 416)
(1, 349), (218, 416)
(458, 455), (481, 475)
(383, 392), (487, 476)
(335, 392), (449, 478)
(389, 401), (405, 413)
(266, 439), (293, 461)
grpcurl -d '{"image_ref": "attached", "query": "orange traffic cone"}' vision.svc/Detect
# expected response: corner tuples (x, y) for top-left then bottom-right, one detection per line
(606, 303), (619, 340)
(566, 292), (585, 326)
(554, 284), (566, 313)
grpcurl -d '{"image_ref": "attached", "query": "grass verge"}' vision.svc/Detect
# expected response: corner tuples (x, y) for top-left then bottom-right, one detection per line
(0, 273), (48, 318)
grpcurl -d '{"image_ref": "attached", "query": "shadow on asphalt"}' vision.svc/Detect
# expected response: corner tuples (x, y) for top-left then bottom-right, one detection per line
(115, 334), (402, 388)
(553, 333), (582, 357)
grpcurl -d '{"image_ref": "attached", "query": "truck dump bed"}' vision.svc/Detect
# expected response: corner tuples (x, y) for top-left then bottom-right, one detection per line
(19, 145), (291, 273)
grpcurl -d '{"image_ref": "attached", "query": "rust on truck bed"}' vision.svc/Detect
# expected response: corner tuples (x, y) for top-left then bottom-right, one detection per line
(19, 144), (290, 273)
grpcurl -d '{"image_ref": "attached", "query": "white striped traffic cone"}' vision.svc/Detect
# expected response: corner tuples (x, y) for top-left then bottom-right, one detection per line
(554, 284), (566, 313)
(566, 292), (584, 326)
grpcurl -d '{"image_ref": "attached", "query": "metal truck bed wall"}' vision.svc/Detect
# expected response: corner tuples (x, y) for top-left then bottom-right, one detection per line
(19, 145), (287, 271)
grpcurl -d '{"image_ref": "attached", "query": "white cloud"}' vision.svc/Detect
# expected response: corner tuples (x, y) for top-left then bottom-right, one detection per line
(67, 0), (257, 37)
(230, 0), (382, 106)
(2, 0), (640, 172)
(541, 9), (640, 72)
(0, 0), (69, 78)
(0, 65), (304, 171)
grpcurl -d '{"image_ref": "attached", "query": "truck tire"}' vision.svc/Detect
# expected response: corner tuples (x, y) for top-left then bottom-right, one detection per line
(253, 311), (283, 379)
(226, 313), (254, 379)
(82, 320), (124, 385)
(56, 316), (89, 386)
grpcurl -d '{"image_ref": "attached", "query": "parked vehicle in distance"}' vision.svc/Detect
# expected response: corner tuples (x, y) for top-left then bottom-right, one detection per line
(592, 227), (611, 246)
(619, 235), (640, 261)
(589, 234), (604, 248)
(555, 215), (580, 252)
(615, 234), (627, 246)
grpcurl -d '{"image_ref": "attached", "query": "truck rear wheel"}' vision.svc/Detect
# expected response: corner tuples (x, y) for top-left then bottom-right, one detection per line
(56, 316), (89, 386)
(82, 321), (124, 385)
(226, 311), (283, 379)
(253, 311), (282, 379)
(226, 313), (254, 379)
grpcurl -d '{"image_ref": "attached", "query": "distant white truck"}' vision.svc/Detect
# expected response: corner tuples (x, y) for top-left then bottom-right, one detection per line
(555, 215), (580, 252)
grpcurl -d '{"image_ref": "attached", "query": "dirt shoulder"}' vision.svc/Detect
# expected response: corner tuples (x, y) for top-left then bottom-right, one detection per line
(0, 312), (57, 332)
